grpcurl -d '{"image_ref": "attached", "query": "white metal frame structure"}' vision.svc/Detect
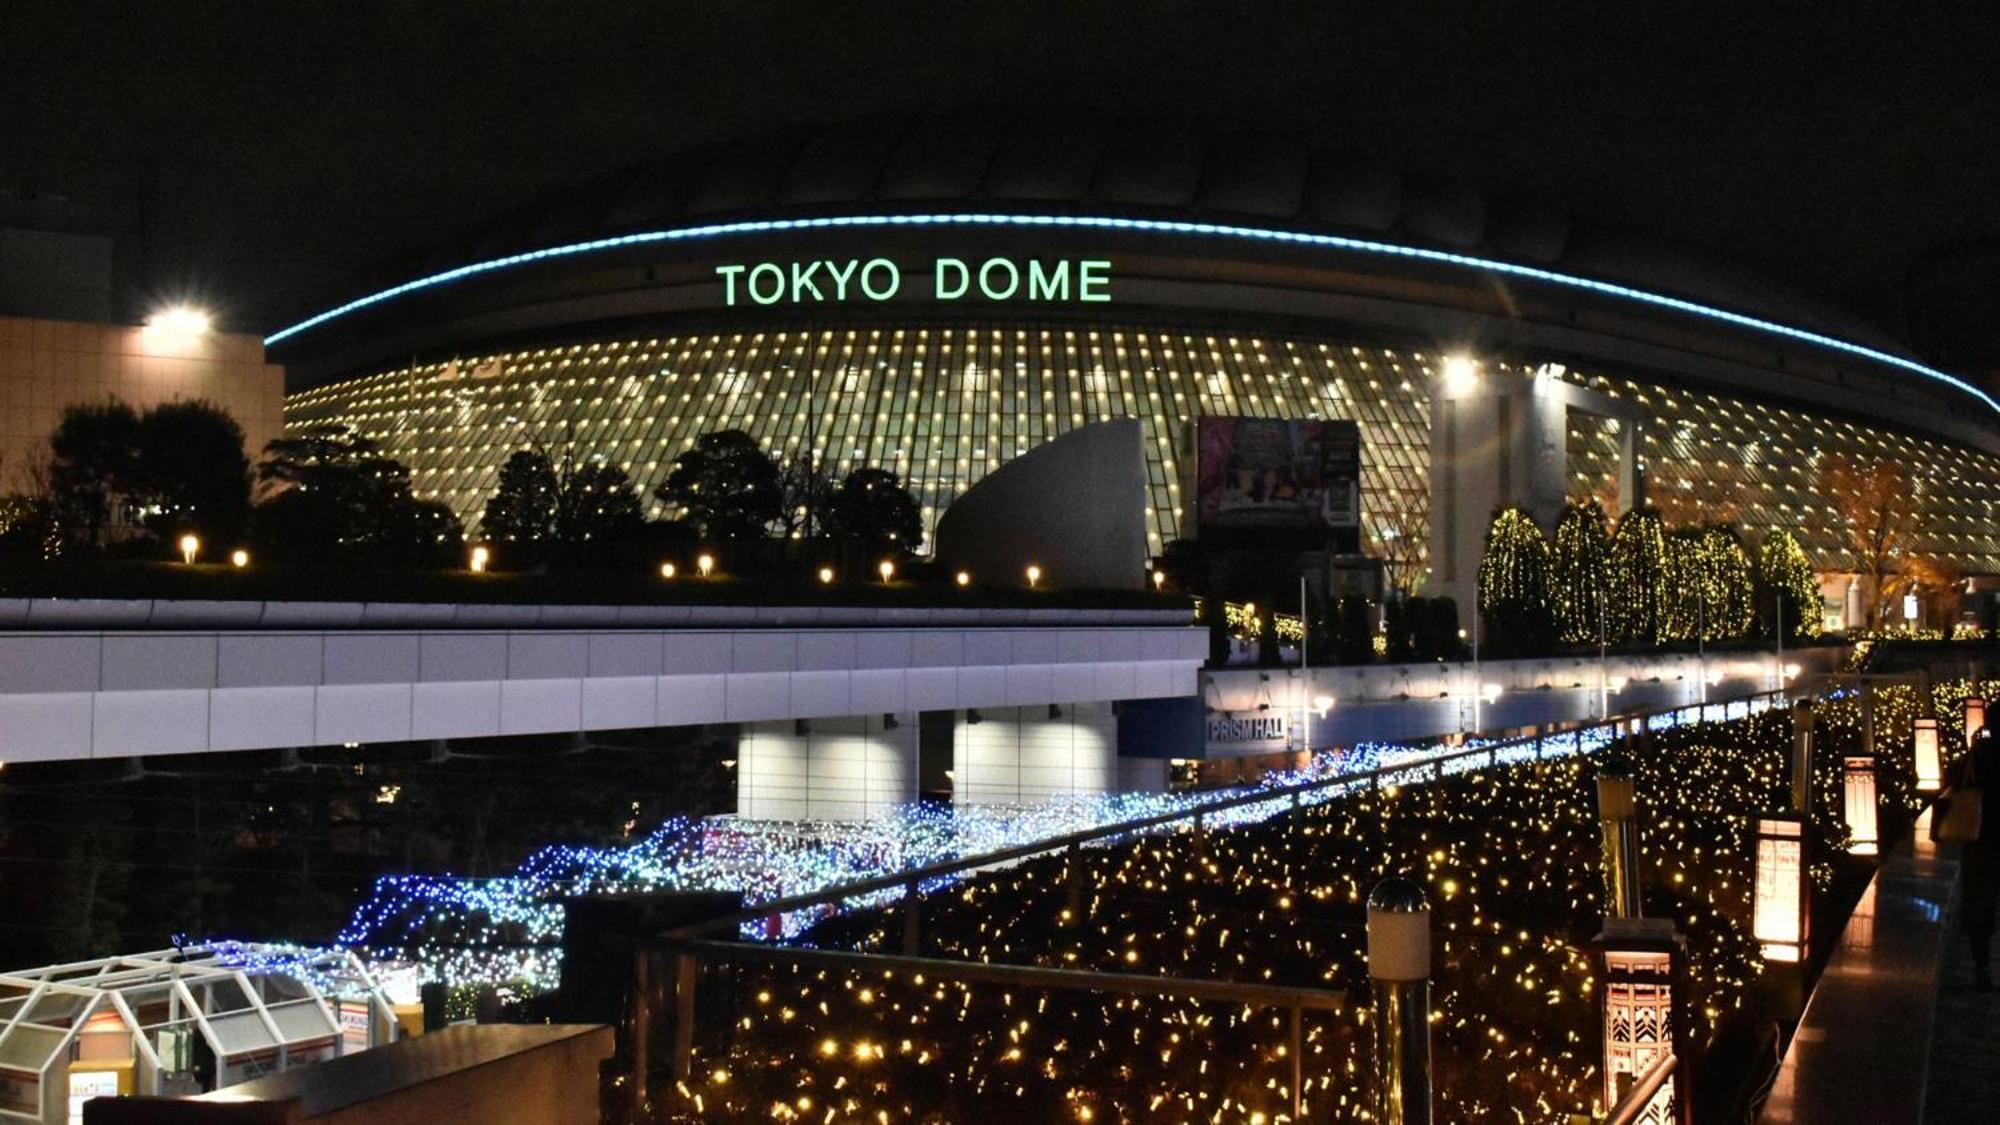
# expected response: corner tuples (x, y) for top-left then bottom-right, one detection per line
(0, 943), (398, 1125)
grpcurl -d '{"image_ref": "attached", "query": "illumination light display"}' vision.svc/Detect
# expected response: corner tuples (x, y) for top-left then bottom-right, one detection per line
(642, 693), (1886, 1122)
(212, 678), (1994, 1120)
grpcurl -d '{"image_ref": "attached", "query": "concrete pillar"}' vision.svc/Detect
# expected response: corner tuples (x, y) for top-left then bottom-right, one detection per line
(952, 702), (1119, 805)
(736, 714), (918, 821)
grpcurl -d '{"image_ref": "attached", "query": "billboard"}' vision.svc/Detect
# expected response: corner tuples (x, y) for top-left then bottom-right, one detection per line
(1195, 417), (1361, 550)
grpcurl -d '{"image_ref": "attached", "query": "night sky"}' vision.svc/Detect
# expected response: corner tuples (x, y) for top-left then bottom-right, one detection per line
(5, 3), (1998, 368)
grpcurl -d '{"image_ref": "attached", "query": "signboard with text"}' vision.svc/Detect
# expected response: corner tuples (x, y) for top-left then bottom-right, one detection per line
(1205, 712), (1290, 754)
(1195, 417), (1362, 550)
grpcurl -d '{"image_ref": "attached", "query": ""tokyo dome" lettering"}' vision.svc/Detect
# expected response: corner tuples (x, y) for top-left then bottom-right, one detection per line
(716, 257), (1111, 306)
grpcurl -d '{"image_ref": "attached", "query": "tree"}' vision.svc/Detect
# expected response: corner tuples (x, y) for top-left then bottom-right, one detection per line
(1663, 524), (1755, 641)
(1551, 501), (1611, 645)
(48, 399), (141, 549)
(824, 468), (923, 558)
(1477, 507), (1555, 655)
(1754, 528), (1821, 641)
(655, 430), (782, 540)
(253, 426), (462, 564)
(133, 400), (251, 546)
(480, 450), (559, 561)
(777, 452), (837, 540)
(1607, 506), (1666, 645)
(553, 462), (646, 554)
(1818, 453), (1925, 629)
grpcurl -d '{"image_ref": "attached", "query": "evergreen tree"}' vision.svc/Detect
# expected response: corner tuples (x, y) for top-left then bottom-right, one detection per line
(134, 400), (251, 547)
(1551, 501), (1611, 644)
(654, 430), (782, 539)
(1477, 507), (1555, 655)
(1660, 526), (1706, 642)
(554, 462), (646, 551)
(48, 399), (141, 549)
(825, 468), (923, 558)
(480, 450), (559, 563)
(253, 426), (462, 564)
(1607, 506), (1667, 644)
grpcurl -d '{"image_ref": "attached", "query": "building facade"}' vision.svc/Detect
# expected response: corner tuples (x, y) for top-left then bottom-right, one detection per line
(269, 114), (2000, 619)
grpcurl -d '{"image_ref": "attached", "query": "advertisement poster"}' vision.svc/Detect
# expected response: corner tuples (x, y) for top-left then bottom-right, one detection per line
(1195, 417), (1361, 550)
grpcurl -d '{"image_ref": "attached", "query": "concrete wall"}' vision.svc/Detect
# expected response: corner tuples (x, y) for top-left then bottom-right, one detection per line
(953, 702), (1120, 804)
(737, 714), (918, 821)
(0, 316), (283, 495)
(0, 623), (1206, 763)
(933, 418), (1149, 591)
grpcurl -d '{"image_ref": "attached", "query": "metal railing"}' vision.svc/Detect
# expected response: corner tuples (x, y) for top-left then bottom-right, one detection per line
(1605, 1051), (1678, 1125)
(621, 688), (1788, 1116)
(671, 688), (1790, 943)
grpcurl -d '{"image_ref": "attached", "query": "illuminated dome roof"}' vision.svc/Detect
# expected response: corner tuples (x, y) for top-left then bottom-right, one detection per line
(349, 109), (1910, 360)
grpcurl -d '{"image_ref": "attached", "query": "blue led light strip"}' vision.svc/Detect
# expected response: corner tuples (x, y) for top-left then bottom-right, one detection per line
(264, 212), (1999, 414)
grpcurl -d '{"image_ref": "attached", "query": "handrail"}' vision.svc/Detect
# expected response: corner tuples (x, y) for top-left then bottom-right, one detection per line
(657, 938), (1348, 1012)
(1605, 1051), (1677, 1125)
(672, 688), (1787, 939)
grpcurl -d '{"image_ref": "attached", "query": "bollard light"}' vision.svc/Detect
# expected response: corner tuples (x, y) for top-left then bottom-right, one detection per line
(697, 554), (715, 579)
(818, 566), (835, 585)
(878, 560), (895, 584)
(468, 545), (490, 573)
(659, 562), (677, 580)
(1843, 755), (1879, 856)
(1151, 569), (1167, 591)
(1752, 814), (1809, 962)
(1025, 564), (1042, 588)
(1915, 718), (1942, 792)
(1366, 877), (1432, 1125)
(229, 548), (249, 569)
(1965, 697), (1988, 750)
(955, 570), (971, 588)
(178, 534), (201, 565)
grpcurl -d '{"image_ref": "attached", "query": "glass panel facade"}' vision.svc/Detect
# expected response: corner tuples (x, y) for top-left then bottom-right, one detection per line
(285, 324), (2000, 576)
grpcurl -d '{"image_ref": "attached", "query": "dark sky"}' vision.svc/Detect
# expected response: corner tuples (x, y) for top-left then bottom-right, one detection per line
(5, 3), (1999, 364)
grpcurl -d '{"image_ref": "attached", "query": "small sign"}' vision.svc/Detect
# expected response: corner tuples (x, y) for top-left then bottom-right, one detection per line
(1205, 712), (1289, 753)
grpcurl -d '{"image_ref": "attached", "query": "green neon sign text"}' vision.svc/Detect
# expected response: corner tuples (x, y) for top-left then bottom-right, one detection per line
(716, 257), (1111, 306)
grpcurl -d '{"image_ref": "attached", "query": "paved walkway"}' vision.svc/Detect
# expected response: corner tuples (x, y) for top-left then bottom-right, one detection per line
(1924, 848), (2000, 1122)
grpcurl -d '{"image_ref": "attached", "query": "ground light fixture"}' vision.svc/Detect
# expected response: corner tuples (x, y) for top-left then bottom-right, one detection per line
(1843, 755), (1879, 856)
(659, 562), (677, 579)
(177, 534), (200, 565)
(229, 549), (249, 568)
(1025, 564), (1042, 588)
(468, 545), (490, 573)
(1752, 813), (1809, 963)
(1914, 719), (1942, 791)
(877, 560), (895, 583)
(955, 570), (971, 588)
(1151, 570), (1167, 591)
(697, 554), (715, 579)
(818, 566), (835, 585)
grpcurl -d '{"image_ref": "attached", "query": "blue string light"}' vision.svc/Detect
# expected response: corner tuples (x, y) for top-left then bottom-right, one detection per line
(301, 695), (1777, 994)
(262, 212), (1998, 415)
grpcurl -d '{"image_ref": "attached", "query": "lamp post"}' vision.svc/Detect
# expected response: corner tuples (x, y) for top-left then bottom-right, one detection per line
(1598, 770), (1643, 921)
(1843, 754), (1879, 857)
(1752, 813), (1810, 963)
(1790, 699), (1815, 814)
(1915, 718), (1943, 792)
(1367, 877), (1432, 1125)
(1595, 917), (1687, 1121)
